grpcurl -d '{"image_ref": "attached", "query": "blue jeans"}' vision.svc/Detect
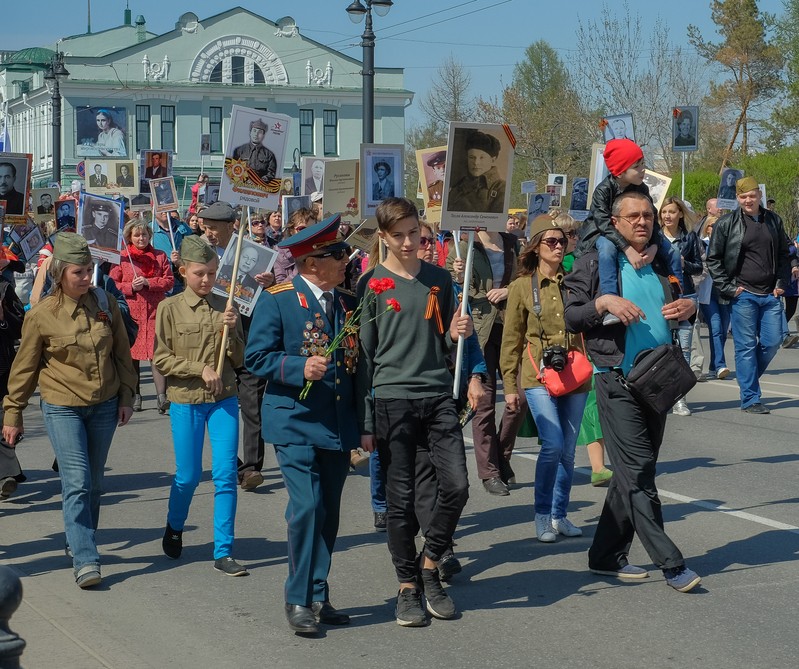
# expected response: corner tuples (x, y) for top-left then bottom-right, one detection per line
(597, 233), (684, 297)
(168, 397), (239, 559)
(699, 298), (731, 373)
(676, 327), (692, 364)
(41, 397), (119, 577)
(369, 448), (387, 513)
(729, 291), (783, 408)
(524, 388), (588, 518)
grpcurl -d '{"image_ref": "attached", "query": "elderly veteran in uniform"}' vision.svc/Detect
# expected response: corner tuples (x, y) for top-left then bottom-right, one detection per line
(232, 118), (278, 183)
(245, 215), (358, 635)
(83, 199), (120, 250)
(447, 130), (506, 214)
(426, 150), (446, 208)
(3, 233), (136, 589)
(707, 176), (791, 415)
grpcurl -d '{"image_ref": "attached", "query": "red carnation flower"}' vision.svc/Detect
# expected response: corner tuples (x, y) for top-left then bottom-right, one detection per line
(386, 298), (401, 312)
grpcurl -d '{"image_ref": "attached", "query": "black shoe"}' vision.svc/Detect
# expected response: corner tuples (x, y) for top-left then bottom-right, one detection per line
(437, 551), (462, 582)
(395, 588), (427, 627)
(498, 460), (516, 486)
(310, 601), (350, 625)
(213, 556), (248, 577)
(374, 511), (387, 532)
(742, 403), (770, 414)
(285, 603), (319, 634)
(421, 567), (456, 619)
(482, 476), (510, 496)
(0, 477), (18, 500)
(162, 523), (183, 559)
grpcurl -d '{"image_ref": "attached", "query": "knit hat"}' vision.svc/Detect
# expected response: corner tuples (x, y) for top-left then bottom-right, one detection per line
(180, 235), (216, 264)
(736, 176), (759, 196)
(528, 214), (563, 240)
(603, 139), (644, 177)
(53, 233), (92, 265)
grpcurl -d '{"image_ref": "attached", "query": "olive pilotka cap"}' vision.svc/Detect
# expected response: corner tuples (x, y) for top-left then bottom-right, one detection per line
(52, 233), (92, 265)
(180, 235), (216, 264)
(736, 176), (760, 196)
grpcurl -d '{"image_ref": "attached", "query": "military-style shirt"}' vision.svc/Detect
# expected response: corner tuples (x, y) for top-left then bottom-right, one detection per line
(3, 290), (137, 428)
(500, 270), (590, 393)
(447, 166), (506, 214)
(232, 143), (277, 182)
(153, 287), (244, 404)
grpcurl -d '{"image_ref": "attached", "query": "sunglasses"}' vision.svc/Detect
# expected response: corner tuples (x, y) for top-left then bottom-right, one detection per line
(539, 237), (568, 249)
(419, 237), (434, 247)
(251, 220), (265, 225)
(310, 247), (351, 261)
(565, 230), (577, 238)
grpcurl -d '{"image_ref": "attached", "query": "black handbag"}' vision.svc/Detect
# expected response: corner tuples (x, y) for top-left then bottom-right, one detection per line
(619, 343), (697, 414)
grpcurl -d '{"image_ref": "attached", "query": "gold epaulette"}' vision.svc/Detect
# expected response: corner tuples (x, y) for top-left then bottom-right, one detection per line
(338, 287), (355, 297)
(267, 282), (294, 295)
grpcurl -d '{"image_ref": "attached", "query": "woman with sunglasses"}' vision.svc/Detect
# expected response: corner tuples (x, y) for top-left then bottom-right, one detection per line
(447, 222), (522, 496)
(500, 215), (590, 542)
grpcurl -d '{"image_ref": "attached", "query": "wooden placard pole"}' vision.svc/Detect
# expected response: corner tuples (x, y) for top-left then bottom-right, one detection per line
(215, 207), (248, 375)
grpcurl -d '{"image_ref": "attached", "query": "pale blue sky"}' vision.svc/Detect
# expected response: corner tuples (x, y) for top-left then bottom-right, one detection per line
(2, 0), (786, 124)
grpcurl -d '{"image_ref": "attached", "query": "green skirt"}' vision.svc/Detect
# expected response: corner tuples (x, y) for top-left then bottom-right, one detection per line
(576, 384), (603, 446)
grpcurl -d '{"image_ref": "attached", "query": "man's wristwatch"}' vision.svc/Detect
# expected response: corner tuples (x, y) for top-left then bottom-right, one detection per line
(469, 373), (487, 383)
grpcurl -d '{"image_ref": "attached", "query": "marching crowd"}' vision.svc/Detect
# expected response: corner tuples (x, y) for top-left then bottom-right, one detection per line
(1, 138), (796, 634)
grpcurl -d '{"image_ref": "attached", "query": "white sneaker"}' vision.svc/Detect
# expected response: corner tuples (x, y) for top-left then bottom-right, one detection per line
(535, 513), (556, 543)
(716, 367), (730, 379)
(672, 399), (692, 416)
(552, 516), (583, 537)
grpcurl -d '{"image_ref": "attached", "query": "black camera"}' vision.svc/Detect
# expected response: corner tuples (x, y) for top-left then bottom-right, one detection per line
(542, 345), (567, 372)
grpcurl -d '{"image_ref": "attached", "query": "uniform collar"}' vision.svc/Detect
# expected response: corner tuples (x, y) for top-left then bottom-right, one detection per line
(62, 291), (93, 317)
(181, 286), (208, 308)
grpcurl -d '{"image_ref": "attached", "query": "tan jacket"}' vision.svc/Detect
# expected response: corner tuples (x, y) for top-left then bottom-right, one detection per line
(153, 288), (244, 404)
(500, 270), (590, 393)
(3, 290), (137, 428)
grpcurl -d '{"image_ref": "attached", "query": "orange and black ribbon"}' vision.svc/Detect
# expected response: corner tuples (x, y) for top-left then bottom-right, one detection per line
(425, 286), (445, 335)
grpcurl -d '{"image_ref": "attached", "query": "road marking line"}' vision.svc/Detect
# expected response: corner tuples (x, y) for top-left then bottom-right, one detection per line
(464, 437), (799, 534)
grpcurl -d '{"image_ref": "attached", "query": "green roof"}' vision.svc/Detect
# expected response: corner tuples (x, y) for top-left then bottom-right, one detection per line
(5, 47), (55, 69)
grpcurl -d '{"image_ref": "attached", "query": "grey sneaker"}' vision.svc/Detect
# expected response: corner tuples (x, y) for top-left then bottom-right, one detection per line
(535, 513), (556, 543)
(395, 588), (427, 627)
(552, 516), (582, 537)
(672, 399), (692, 416)
(421, 568), (456, 619)
(664, 565), (701, 592)
(75, 565), (102, 589)
(590, 563), (649, 580)
(213, 556), (248, 577)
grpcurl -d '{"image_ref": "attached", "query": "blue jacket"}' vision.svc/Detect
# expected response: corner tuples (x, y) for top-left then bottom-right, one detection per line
(244, 275), (359, 451)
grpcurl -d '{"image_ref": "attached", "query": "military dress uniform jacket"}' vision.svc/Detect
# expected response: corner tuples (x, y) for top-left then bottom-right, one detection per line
(153, 288), (244, 405)
(3, 290), (137, 428)
(244, 276), (359, 451)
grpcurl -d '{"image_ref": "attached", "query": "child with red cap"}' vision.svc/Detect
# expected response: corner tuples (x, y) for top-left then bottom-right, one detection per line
(577, 139), (685, 321)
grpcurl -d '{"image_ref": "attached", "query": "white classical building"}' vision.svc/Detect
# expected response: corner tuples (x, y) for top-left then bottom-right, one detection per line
(0, 6), (412, 195)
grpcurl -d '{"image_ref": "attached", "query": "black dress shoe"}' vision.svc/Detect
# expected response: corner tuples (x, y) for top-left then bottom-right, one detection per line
(311, 601), (350, 625)
(482, 476), (510, 496)
(285, 604), (319, 634)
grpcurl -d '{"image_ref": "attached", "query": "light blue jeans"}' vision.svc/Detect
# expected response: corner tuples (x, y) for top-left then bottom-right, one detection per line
(524, 388), (588, 519)
(167, 397), (239, 559)
(41, 397), (119, 577)
(730, 291), (783, 408)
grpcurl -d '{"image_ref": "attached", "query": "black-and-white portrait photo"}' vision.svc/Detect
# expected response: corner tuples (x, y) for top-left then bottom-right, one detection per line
(718, 168), (743, 205)
(79, 193), (122, 252)
(569, 178), (589, 212)
(56, 200), (76, 230)
(76, 107), (128, 157)
(527, 193), (552, 220)
(150, 177), (178, 213)
(371, 159), (395, 201)
(204, 183), (220, 206)
(88, 162), (108, 189)
(672, 106), (699, 152)
(116, 162), (135, 188)
(446, 128), (507, 214)
(213, 234), (278, 316)
(282, 195), (311, 223)
(643, 170), (673, 212)
(302, 158), (327, 196)
(603, 113), (635, 142)
(0, 154), (31, 219)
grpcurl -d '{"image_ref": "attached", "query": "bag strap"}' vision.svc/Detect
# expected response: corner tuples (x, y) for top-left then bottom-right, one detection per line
(91, 287), (113, 323)
(531, 272), (582, 352)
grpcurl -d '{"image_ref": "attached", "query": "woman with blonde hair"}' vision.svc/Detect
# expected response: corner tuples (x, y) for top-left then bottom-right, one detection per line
(110, 219), (174, 412)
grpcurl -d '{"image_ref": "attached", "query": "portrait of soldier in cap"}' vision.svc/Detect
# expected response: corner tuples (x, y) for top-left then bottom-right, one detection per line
(232, 118), (277, 182)
(447, 128), (506, 214)
(57, 200), (76, 230)
(425, 150), (446, 208)
(371, 160), (395, 201)
(80, 196), (120, 250)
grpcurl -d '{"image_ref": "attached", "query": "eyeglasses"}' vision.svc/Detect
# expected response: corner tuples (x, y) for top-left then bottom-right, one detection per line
(251, 220), (265, 225)
(539, 237), (568, 249)
(310, 247), (351, 261)
(619, 212), (655, 224)
(419, 237), (434, 247)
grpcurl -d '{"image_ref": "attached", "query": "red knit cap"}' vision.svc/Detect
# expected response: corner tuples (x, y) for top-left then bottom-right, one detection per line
(603, 139), (644, 177)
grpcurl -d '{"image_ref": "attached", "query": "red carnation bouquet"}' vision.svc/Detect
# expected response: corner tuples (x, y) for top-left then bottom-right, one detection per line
(299, 276), (401, 399)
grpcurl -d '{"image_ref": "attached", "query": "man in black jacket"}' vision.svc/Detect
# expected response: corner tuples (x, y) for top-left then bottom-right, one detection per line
(706, 176), (790, 415)
(564, 191), (701, 593)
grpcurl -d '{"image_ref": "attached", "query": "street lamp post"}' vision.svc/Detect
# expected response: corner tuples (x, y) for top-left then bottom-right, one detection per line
(44, 52), (70, 189)
(346, 0), (392, 144)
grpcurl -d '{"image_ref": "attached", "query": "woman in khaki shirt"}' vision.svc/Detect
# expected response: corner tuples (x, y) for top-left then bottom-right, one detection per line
(500, 216), (590, 544)
(2, 233), (136, 589)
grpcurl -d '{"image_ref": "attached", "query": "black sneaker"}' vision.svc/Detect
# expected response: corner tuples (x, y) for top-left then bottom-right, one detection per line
(214, 556), (249, 577)
(373, 511), (387, 532)
(742, 403), (770, 414)
(437, 551), (462, 582)
(162, 523), (183, 559)
(395, 587), (427, 627)
(421, 568), (456, 619)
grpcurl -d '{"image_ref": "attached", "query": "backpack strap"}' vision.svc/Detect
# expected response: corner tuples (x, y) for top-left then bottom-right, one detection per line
(91, 287), (113, 323)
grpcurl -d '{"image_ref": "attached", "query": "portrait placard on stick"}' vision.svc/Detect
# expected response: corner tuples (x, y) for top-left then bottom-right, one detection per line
(416, 145), (447, 225)
(78, 192), (124, 264)
(140, 150), (173, 194)
(219, 105), (291, 210)
(717, 168), (743, 211)
(547, 173), (567, 197)
(568, 178), (590, 221)
(527, 193), (551, 221)
(85, 159), (139, 197)
(361, 144), (403, 219)
(643, 170), (673, 212)
(31, 187), (59, 223)
(672, 106), (699, 152)
(602, 113), (635, 142)
(282, 195), (311, 224)
(0, 152), (32, 223)
(324, 159), (360, 225)
(302, 157), (331, 197)
(212, 233), (278, 317)
(441, 122), (516, 232)
(150, 177), (179, 214)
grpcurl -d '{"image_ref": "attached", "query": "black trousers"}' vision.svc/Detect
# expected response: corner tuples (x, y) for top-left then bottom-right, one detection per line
(236, 367), (266, 477)
(375, 395), (469, 583)
(589, 372), (685, 571)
